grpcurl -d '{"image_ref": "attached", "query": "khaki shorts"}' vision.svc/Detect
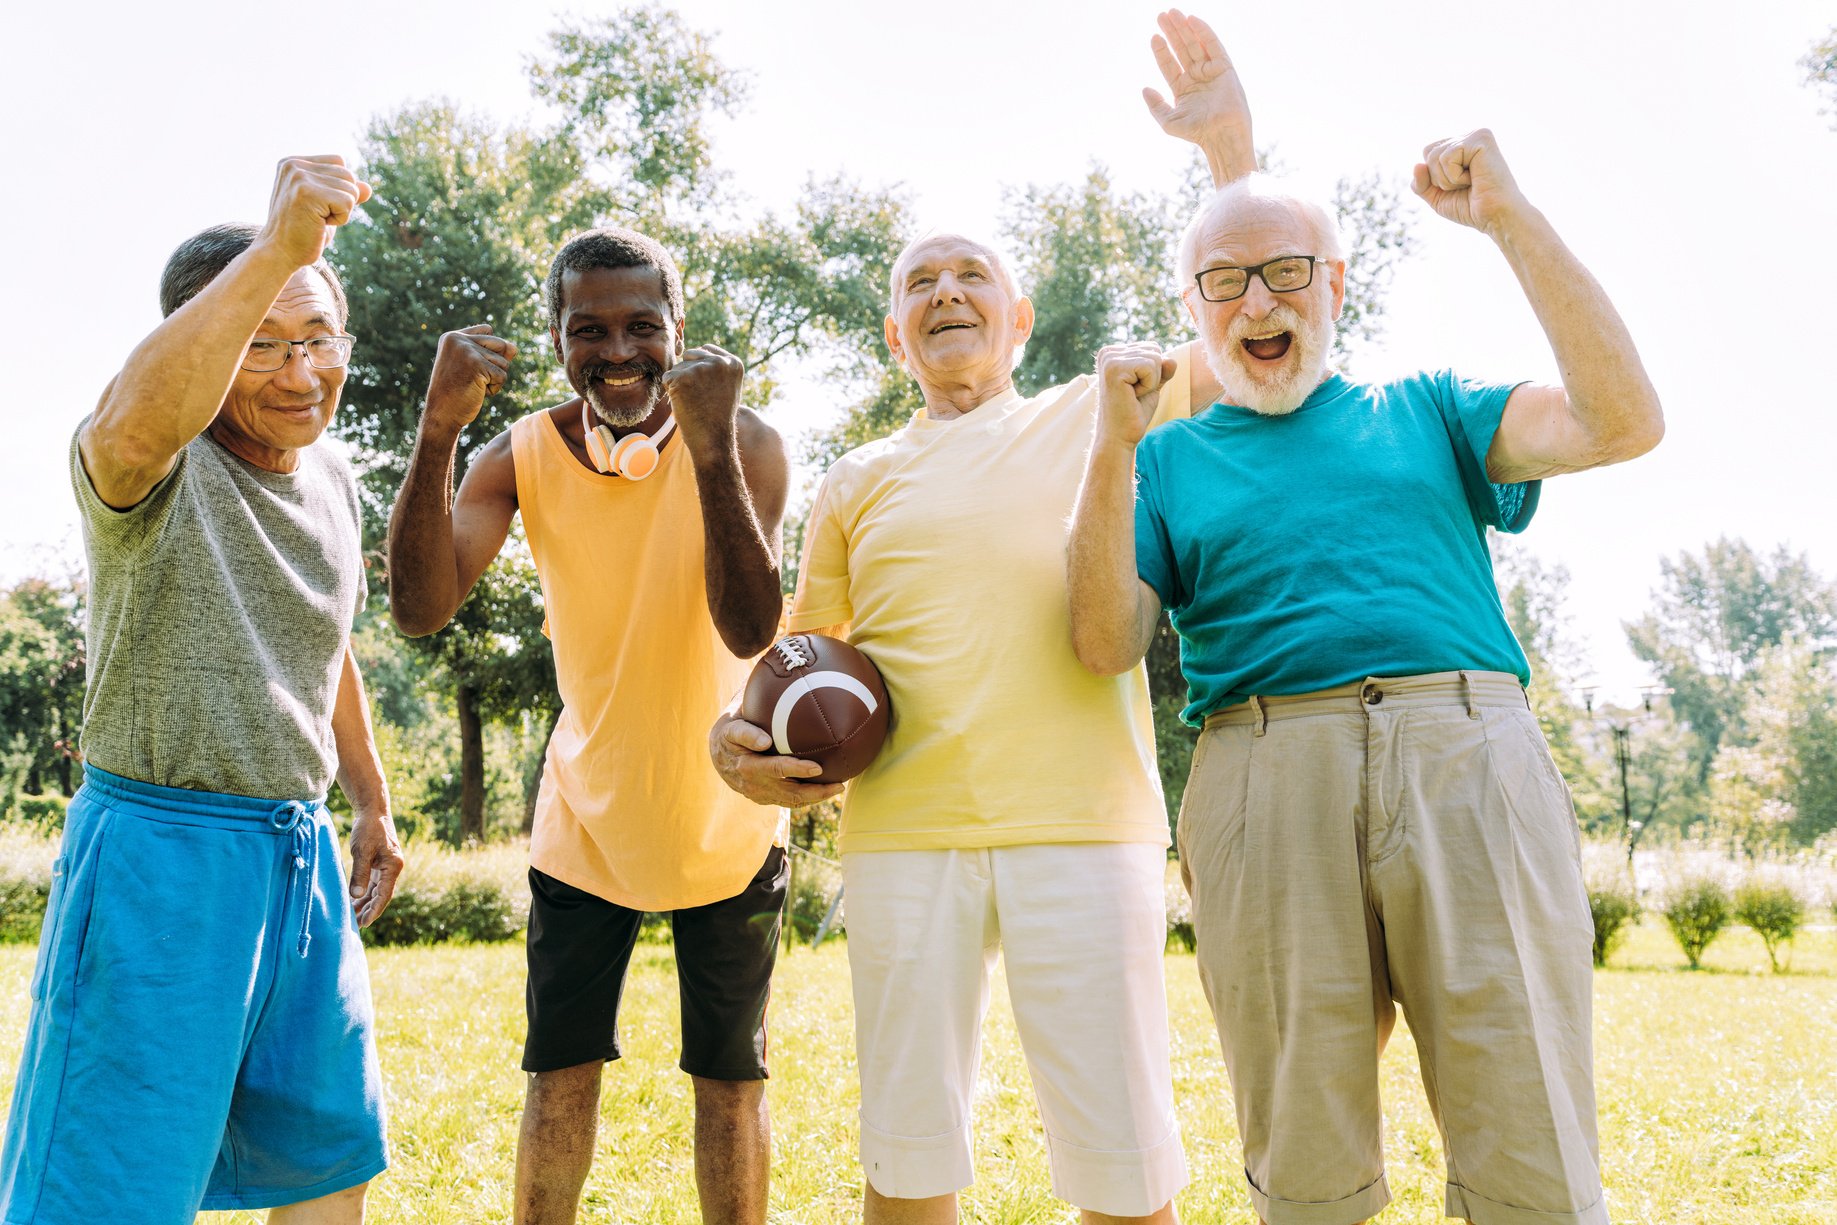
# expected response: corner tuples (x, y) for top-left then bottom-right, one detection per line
(842, 843), (1187, 1216)
(1179, 671), (1605, 1225)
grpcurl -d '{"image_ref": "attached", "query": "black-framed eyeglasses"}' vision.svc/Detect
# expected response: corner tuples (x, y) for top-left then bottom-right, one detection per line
(1191, 256), (1328, 303)
(240, 335), (356, 373)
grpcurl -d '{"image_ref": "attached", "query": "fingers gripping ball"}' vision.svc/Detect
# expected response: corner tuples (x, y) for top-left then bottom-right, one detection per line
(740, 635), (890, 784)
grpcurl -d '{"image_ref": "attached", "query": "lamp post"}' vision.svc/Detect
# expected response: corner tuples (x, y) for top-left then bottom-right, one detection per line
(1580, 684), (1672, 866)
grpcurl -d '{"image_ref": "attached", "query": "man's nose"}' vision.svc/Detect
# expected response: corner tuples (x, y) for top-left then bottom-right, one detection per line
(1239, 275), (1281, 315)
(931, 273), (968, 305)
(271, 345), (323, 392)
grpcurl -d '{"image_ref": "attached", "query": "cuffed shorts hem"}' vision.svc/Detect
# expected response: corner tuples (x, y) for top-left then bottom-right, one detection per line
(521, 1045), (619, 1075)
(858, 1114), (973, 1200)
(197, 1155), (387, 1212)
(1248, 1169), (1390, 1225)
(679, 1058), (770, 1082)
(1447, 1181), (1609, 1225)
(1045, 1123), (1188, 1217)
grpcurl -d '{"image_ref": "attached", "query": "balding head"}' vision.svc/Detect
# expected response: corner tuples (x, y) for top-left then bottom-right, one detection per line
(883, 233), (1034, 413)
(1177, 175), (1344, 290)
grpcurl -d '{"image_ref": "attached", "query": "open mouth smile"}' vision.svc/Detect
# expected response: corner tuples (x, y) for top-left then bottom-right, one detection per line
(1241, 332), (1293, 362)
(928, 321), (976, 335)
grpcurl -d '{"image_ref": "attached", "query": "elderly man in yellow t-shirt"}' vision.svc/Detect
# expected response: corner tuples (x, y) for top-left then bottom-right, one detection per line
(709, 14), (1250, 1224)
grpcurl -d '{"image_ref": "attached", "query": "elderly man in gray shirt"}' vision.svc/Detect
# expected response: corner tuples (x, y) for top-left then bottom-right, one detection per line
(1, 156), (405, 1225)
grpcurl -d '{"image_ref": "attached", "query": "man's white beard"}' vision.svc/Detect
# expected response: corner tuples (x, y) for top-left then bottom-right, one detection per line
(1202, 302), (1332, 417)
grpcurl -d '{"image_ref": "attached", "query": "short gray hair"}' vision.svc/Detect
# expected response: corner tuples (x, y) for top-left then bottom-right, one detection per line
(1177, 175), (1345, 288)
(886, 232), (1022, 314)
(159, 223), (348, 324)
(545, 227), (684, 329)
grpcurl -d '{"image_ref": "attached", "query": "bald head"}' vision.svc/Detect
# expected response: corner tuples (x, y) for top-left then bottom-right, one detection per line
(1178, 175), (1345, 290)
(888, 233), (1021, 313)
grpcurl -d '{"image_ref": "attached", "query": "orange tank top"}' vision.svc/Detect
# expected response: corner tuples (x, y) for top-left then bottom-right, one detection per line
(511, 409), (778, 911)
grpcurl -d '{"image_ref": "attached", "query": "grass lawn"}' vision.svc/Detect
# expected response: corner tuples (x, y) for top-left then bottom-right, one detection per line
(1, 919), (1833, 1223)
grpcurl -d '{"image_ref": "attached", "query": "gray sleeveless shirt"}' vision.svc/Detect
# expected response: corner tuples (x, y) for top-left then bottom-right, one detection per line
(71, 427), (365, 800)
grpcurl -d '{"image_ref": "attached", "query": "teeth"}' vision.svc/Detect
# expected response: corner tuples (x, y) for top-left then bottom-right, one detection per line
(601, 374), (642, 387)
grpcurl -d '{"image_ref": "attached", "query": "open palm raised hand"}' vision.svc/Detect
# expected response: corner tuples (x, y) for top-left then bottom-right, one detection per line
(1143, 9), (1251, 147)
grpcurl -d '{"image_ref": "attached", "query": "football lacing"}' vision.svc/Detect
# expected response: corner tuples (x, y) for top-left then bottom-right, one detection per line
(775, 638), (812, 670)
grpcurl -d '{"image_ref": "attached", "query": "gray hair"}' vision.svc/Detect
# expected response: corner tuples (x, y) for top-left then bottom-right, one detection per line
(159, 223), (348, 324)
(886, 232), (1022, 314)
(545, 227), (685, 329)
(1177, 175), (1345, 288)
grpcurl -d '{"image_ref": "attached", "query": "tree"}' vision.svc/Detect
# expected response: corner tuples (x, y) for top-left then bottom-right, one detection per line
(1804, 27), (1837, 126)
(1707, 638), (1837, 848)
(0, 576), (86, 798)
(1624, 538), (1837, 781)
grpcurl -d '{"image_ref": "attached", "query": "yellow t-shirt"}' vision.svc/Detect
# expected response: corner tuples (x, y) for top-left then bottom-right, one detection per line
(512, 410), (780, 911)
(789, 354), (1191, 852)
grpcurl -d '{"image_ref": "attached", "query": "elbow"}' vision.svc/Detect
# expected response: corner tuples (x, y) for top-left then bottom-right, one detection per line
(1069, 622), (1137, 678)
(1601, 399), (1666, 466)
(388, 593), (447, 639)
(720, 616), (781, 661)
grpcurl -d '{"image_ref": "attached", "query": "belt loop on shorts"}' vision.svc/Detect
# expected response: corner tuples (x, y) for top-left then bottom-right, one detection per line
(1250, 694), (1268, 737)
(269, 801), (317, 958)
(1460, 670), (1479, 719)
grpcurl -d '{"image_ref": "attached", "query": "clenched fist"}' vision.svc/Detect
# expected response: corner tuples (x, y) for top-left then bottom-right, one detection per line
(256, 155), (372, 270)
(1095, 342), (1178, 447)
(1411, 129), (1531, 238)
(422, 325), (517, 436)
(662, 343), (745, 454)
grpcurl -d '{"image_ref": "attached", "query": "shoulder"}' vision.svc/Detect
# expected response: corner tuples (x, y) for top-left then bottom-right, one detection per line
(735, 407), (787, 466)
(465, 427), (520, 500)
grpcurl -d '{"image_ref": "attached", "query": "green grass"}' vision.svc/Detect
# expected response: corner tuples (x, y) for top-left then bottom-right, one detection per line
(1, 920), (1834, 1223)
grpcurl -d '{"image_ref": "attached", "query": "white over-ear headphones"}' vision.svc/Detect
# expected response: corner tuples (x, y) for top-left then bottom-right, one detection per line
(581, 400), (678, 480)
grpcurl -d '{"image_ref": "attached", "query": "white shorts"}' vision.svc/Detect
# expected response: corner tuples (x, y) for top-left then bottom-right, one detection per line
(841, 842), (1187, 1216)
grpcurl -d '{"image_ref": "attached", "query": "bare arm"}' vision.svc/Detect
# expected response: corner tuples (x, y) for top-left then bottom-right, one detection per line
(386, 327), (519, 637)
(81, 157), (370, 508)
(667, 346), (787, 659)
(1068, 345), (1175, 675)
(1412, 130), (1664, 484)
(332, 644), (405, 926)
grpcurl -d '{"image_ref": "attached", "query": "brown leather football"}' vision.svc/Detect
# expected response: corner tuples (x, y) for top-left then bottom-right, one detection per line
(739, 634), (891, 784)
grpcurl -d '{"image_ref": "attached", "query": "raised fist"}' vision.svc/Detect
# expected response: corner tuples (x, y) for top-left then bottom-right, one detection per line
(1095, 342), (1178, 447)
(257, 155), (373, 270)
(1411, 129), (1530, 237)
(422, 325), (517, 435)
(662, 343), (745, 452)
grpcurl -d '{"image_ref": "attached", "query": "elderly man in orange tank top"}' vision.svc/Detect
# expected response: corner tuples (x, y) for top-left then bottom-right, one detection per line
(386, 228), (803, 1225)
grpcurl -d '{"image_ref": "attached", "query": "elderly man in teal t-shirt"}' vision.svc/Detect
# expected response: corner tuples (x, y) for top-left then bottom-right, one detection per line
(1067, 133), (1663, 1225)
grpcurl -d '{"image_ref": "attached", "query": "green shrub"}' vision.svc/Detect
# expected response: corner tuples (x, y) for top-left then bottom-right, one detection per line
(0, 828), (57, 943)
(1733, 881), (1805, 973)
(1588, 877), (1642, 968)
(8, 797), (69, 833)
(1661, 877), (1731, 969)
(1165, 876), (1196, 953)
(360, 839), (530, 946)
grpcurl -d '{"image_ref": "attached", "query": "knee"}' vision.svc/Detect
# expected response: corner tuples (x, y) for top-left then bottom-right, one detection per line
(691, 1074), (765, 1113)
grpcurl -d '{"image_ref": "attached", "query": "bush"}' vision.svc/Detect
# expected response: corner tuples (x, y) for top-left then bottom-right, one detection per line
(1165, 873), (1196, 953)
(1733, 881), (1805, 973)
(1660, 877), (1731, 969)
(1587, 876), (1642, 968)
(8, 793), (69, 833)
(360, 839), (530, 946)
(0, 828), (57, 943)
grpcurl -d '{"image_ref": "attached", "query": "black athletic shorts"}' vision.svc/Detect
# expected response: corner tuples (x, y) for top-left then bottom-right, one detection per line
(521, 846), (787, 1079)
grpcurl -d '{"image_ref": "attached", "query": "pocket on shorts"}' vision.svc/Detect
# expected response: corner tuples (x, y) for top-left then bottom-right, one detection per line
(1482, 708), (1590, 936)
(1176, 725), (1251, 880)
(29, 845), (102, 1004)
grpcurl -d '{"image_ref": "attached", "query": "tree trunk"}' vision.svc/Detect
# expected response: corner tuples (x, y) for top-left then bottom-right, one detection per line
(457, 682), (486, 844)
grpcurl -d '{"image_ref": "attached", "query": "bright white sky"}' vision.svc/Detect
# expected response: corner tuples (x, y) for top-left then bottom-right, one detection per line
(6, 0), (1834, 696)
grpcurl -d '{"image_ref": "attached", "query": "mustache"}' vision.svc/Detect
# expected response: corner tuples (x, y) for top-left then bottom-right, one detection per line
(585, 357), (663, 382)
(1228, 303), (1304, 344)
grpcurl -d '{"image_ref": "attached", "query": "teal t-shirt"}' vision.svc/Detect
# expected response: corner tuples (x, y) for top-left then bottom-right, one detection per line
(1133, 370), (1537, 725)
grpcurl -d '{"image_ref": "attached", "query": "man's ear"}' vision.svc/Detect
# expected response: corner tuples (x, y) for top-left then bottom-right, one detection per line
(883, 314), (906, 368)
(674, 313), (686, 358)
(550, 326), (563, 364)
(1180, 290), (1199, 326)
(1328, 260), (1348, 322)
(1011, 296), (1036, 346)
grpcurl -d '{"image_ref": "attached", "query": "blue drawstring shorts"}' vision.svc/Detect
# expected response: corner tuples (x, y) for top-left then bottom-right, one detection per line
(1, 765), (388, 1223)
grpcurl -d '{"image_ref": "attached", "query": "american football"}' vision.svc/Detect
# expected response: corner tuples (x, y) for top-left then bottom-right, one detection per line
(739, 634), (890, 784)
